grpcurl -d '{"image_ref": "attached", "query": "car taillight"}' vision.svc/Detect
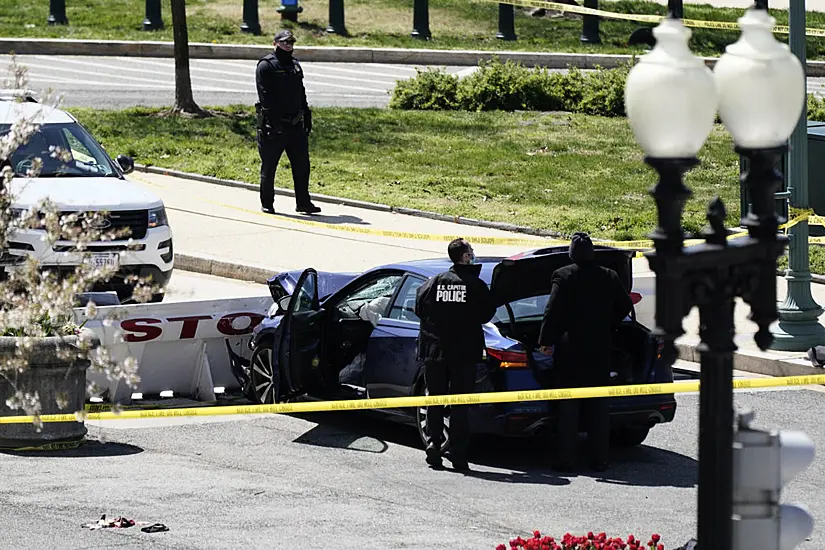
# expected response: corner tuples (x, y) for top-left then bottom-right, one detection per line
(630, 292), (642, 305)
(487, 348), (528, 369)
(656, 341), (664, 359)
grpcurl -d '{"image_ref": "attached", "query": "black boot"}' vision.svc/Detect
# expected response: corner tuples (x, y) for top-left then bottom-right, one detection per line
(425, 445), (443, 470)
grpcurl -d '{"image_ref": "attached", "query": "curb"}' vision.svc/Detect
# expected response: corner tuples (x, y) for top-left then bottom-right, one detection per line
(676, 341), (825, 379)
(5, 37), (825, 76)
(136, 164), (568, 239)
(174, 253), (274, 285)
(174, 251), (825, 380)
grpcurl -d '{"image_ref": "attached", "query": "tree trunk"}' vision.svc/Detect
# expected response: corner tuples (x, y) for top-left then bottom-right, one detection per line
(170, 0), (210, 117)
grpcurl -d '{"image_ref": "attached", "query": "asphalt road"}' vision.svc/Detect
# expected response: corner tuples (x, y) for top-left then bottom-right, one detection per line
(1, 54), (477, 109)
(5, 54), (824, 111)
(0, 381), (822, 549)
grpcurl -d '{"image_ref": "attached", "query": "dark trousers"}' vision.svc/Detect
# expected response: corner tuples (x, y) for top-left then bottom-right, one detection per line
(257, 125), (311, 208)
(424, 359), (474, 460)
(557, 397), (610, 465)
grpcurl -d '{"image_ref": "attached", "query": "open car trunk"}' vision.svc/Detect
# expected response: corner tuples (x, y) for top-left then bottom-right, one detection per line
(488, 247), (655, 388)
(489, 246), (633, 306)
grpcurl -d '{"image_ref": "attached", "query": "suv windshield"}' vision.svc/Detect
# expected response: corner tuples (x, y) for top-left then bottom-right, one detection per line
(1, 122), (118, 178)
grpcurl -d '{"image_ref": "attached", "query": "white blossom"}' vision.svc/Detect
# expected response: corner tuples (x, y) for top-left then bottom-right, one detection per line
(0, 57), (153, 424)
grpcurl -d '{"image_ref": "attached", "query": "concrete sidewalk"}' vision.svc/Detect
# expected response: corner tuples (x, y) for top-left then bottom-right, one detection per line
(131, 169), (825, 380)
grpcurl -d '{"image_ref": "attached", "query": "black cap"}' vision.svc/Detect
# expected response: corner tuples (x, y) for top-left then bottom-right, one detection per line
(274, 29), (296, 43)
(569, 232), (594, 263)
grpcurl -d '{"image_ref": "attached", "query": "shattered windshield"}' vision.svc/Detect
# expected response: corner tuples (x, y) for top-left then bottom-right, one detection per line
(1, 122), (118, 178)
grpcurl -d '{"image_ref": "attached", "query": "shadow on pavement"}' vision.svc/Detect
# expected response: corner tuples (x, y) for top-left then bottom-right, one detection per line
(270, 211), (370, 226)
(0, 439), (144, 458)
(290, 410), (696, 488)
(293, 423), (389, 453)
(468, 436), (697, 489)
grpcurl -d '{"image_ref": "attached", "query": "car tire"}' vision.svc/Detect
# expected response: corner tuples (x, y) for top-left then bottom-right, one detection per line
(249, 341), (281, 405)
(414, 378), (451, 454)
(609, 426), (650, 448)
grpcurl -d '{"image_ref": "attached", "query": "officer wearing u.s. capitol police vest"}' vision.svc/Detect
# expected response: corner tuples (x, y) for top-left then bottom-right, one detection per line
(255, 29), (321, 215)
(414, 238), (496, 471)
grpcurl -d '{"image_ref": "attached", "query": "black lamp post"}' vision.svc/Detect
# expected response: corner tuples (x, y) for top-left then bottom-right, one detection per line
(496, 4), (517, 41)
(240, 0), (262, 35)
(625, 7), (804, 549)
(326, 0), (347, 35)
(48, 0), (68, 26)
(411, 0), (431, 40)
(580, 0), (601, 44)
(142, 0), (164, 31)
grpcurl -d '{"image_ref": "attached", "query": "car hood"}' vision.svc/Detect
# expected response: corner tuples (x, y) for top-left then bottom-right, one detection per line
(8, 176), (164, 211)
(489, 247), (634, 306)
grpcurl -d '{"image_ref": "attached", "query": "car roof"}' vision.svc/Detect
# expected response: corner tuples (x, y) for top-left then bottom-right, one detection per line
(0, 101), (75, 125)
(370, 256), (503, 284)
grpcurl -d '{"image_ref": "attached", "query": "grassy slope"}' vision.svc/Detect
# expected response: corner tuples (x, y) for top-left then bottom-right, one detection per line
(2, 0), (825, 58)
(72, 106), (739, 241)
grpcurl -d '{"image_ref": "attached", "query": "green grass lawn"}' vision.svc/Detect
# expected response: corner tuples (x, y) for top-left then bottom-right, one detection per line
(71, 106), (739, 241)
(3, 0), (825, 58)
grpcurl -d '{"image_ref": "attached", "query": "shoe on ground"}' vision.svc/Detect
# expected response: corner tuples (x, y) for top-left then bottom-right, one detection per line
(450, 460), (470, 472)
(296, 203), (322, 214)
(261, 205), (275, 214)
(426, 447), (443, 470)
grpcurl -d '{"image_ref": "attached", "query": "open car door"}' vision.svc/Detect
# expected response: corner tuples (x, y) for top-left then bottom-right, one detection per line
(279, 268), (326, 394)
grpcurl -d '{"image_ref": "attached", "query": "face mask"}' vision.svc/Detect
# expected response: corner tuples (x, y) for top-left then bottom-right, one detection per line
(468, 254), (477, 265)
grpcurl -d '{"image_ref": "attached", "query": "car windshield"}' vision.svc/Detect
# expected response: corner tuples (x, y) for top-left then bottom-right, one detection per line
(1, 122), (117, 178)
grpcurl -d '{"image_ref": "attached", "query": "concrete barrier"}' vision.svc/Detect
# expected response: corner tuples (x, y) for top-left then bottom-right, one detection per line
(76, 295), (273, 404)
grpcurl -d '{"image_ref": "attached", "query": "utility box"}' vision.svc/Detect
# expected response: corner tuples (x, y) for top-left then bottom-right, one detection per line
(739, 149), (789, 227)
(740, 120), (825, 237)
(806, 120), (825, 237)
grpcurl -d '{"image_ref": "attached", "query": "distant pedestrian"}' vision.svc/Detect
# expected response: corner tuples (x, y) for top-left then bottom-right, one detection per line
(414, 238), (496, 471)
(538, 232), (633, 472)
(255, 29), (321, 215)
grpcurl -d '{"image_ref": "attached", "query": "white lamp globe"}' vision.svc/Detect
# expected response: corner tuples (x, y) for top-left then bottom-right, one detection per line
(624, 17), (718, 158)
(713, 8), (806, 149)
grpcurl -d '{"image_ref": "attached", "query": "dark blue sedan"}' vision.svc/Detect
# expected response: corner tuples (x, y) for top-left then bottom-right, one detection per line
(241, 245), (676, 451)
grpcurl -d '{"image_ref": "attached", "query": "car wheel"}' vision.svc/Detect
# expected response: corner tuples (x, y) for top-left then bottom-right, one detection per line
(249, 341), (281, 405)
(610, 426), (650, 448)
(415, 379), (451, 454)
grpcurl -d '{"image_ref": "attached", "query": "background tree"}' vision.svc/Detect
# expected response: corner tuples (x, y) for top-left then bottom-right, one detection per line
(170, 0), (210, 117)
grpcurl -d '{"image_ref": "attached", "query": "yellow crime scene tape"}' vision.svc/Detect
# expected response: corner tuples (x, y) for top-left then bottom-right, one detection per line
(486, 0), (825, 37)
(1, 374), (823, 425)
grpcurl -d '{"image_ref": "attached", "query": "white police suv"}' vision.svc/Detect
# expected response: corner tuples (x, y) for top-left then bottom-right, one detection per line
(0, 96), (173, 302)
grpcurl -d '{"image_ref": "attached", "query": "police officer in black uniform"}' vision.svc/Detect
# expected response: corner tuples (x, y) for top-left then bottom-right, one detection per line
(414, 238), (497, 471)
(538, 232), (633, 473)
(255, 29), (321, 215)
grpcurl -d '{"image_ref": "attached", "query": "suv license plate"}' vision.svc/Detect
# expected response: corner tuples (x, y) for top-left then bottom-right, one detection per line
(89, 253), (119, 270)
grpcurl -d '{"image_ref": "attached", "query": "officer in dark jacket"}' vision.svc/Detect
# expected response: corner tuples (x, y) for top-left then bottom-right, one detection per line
(255, 29), (321, 215)
(538, 232), (633, 472)
(414, 238), (497, 471)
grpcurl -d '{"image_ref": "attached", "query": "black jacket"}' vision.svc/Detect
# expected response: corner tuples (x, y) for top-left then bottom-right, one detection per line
(415, 263), (497, 364)
(538, 262), (633, 386)
(255, 51), (310, 121)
